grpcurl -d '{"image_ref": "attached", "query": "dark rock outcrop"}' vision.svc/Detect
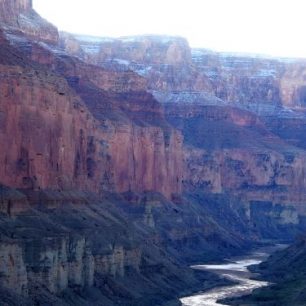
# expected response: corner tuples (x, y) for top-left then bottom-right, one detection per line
(0, 188), (250, 305)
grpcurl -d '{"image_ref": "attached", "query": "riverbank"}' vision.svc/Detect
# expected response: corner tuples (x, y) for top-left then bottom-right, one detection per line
(223, 239), (306, 305)
(180, 245), (286, 306)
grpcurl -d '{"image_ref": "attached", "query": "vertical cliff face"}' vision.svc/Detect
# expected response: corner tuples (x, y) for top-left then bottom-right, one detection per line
(105, 124), (183, 197)
(0, 0), (58, 44)
(60, 35), (290, 110)
(62, 34), (193, 66)
(0, 0), (32, 21)
(0, 243), (28, 296)
(162, 101), (306, 241)
(33, 40), (184, 198)
(191, 50), (286, 111)
(25, 236), (95, 294)
(0, 0), (185, 198)
(0, 70), (103, 191)
(0, 29), (184, 198)
(279, 61), (306, 108)
(0, 36), (108, 192)
(0, 199), (139, 301)
(74, 83), (184, 198)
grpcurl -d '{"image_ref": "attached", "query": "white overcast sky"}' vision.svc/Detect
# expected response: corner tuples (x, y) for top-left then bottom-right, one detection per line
(33, 0), (306, 58)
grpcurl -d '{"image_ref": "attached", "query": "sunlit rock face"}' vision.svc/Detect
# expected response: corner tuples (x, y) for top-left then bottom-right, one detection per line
(0, 26), (251, 304)
(41, 43), (184, 198)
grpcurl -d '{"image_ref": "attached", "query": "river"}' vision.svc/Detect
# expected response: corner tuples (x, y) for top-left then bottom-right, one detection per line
(180, 245), (285, 306)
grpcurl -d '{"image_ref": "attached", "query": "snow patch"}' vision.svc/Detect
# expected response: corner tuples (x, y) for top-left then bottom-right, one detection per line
(113, 58), (130, 65)
(152, 91), (226, 106)
(74, 34), (115, 43)
(135, 66), (152, 76)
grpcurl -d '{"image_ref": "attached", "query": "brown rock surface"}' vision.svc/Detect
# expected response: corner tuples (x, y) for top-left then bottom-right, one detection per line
(65, 34), (306, 113)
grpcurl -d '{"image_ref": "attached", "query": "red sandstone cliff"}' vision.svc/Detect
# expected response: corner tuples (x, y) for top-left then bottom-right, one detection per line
(0, 0), (58, 43)
(0, 3), (183, 198)
(0, 33), (106, 192)
(32, 40), (183, 198)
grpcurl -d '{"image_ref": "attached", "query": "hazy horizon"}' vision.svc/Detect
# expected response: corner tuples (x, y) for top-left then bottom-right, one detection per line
(33, 0), (306, 58)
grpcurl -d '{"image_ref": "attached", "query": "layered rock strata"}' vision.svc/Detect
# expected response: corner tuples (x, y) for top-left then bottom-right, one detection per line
(63, 33), (306, 223)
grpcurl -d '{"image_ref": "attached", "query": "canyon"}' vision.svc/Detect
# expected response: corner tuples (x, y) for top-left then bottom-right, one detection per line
(1, 0), (306, 305)
(61, 32), (306, 229)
